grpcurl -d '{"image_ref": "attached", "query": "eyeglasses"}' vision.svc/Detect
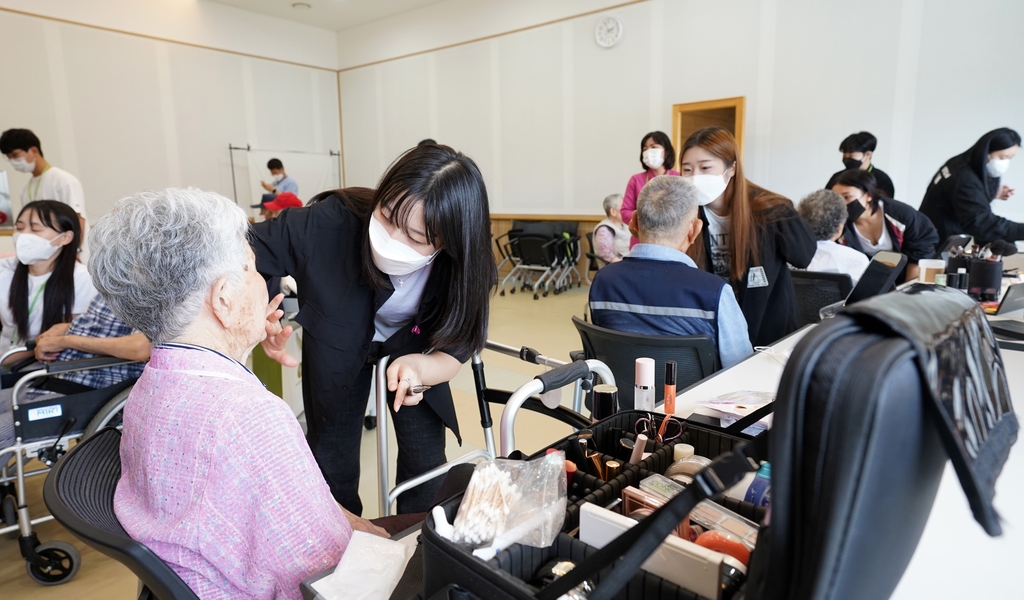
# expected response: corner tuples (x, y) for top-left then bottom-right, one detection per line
(634, 414), (684, 443)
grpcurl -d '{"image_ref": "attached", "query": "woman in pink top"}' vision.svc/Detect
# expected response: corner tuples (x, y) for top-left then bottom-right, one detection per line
(88, 188), (385, 599)
(621, 131), (680, 247)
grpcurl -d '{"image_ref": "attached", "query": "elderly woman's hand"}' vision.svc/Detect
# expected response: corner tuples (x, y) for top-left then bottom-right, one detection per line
(262, 294), (299, 368)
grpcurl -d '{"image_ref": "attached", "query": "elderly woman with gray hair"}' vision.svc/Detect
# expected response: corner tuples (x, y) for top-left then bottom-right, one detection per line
(594, 193), (632, 263)
(796, 189), (869, 285)
(89, 188), (384, 600)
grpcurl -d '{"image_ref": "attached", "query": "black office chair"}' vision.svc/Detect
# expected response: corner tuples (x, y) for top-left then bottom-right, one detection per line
(572, 316), (717, 409)
(790, 270), (854, 327)
(584, 231), (608, 285)
(43, 428), (200, 600)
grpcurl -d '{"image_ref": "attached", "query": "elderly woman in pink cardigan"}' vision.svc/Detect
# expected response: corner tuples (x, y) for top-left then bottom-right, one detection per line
(88, 188), (385, 599)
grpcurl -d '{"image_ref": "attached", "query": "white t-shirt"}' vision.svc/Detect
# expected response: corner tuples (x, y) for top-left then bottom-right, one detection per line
(703, 207), (732, 279)
(372, 263), (433, 343)
(0, 257), (97, 353)
(20, 166), (86, 218)
(805, 240), (871, 285)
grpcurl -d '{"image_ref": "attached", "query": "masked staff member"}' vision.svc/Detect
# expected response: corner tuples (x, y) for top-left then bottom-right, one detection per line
(620, 131), (680, 247)
(832, 169), (938, 282)
(919, 128), (1022, 248)
(252, 144), (495, 515)
(824, 131), (895, 199)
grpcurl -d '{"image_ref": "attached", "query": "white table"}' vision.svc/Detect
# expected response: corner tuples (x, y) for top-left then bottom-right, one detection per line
(668, 321), (1023, 599)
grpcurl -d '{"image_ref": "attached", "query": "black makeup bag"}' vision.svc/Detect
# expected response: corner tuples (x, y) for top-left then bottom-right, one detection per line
(417, 284), (1016, 600)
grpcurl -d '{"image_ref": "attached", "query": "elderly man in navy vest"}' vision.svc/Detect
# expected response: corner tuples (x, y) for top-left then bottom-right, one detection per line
(588, 175), (753, 369)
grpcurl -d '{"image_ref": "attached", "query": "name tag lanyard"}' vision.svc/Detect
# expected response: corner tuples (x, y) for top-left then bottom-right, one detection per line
(27, 165), (52, 202)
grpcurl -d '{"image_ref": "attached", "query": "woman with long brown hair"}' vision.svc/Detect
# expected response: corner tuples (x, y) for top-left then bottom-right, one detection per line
(679, 126), (816, 346)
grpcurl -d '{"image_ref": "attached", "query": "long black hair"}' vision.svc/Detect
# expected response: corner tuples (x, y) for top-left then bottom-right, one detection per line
(964, 128), (1021, 196)
(640, 131), (676, 172)
(834, 169), (885, 215)
(324, 145), (495, 357)
(10, 200), (81, 342)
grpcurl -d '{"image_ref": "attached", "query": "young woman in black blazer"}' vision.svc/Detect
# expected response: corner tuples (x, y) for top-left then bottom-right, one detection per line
(252, 145), (495, 515)
(678, 126), (817, 347)
(832, 169), (938, 282)
(919, 128), (1022, 247)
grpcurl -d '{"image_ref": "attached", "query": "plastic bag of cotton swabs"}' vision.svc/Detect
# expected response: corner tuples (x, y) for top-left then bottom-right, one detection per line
(449, 453), (567, 559)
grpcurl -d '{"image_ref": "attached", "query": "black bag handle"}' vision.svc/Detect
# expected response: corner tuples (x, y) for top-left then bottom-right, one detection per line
(724, 402), (775, 435)
(537, 435), (767, 600)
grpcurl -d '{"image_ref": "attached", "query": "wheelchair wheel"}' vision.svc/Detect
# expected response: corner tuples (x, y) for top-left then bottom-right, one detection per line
(3, 494), (16, 539)
(25, 541), (80, 585)
(82, 387), (132, 439)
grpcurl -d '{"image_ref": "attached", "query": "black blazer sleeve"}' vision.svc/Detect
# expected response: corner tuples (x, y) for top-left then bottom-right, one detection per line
(251, 205), (318, 279)
(949, 173), (1024, 244)
(888, 200), (938, 263)
(772, 204), (818, 269)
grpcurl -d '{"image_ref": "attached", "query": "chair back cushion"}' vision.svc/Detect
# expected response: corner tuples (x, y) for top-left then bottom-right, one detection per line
(790, 270), (853, 327)
(572, 316), (716, 409)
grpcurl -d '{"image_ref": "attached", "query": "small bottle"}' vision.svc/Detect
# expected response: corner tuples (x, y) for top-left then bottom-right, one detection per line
(663, 360), (677, 415)
(591, 384), (618, 422)
(634, 358), (655, 411)
(957, 267), (969, 291)
(743, 462), (772, 507)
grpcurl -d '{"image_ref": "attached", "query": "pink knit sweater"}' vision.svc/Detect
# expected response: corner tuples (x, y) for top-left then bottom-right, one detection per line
(114, 345), (351, 599)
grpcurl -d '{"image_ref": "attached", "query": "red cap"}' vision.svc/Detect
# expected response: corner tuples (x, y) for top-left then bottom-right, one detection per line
(263, 192), (303, 211)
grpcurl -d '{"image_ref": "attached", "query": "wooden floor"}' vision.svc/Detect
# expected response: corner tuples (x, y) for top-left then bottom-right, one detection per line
(0, 284), (590, 598)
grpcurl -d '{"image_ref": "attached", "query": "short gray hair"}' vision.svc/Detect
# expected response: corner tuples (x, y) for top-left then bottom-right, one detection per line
(602, 193), (623, 216)
(635, 176), (698, 240)
(88, 188), (251, 344)
(798, 189), (846, 241)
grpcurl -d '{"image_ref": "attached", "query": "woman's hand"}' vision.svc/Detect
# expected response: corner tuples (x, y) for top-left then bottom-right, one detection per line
(998, 185), (1015, 200)
(261, 293), (298, 367)
(386, 355), (428, 412)
(342, 506), (390, 538)
(386, 352), (461, 413)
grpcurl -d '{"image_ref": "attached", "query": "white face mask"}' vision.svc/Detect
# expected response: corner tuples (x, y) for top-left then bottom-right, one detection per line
(368, 214), (439, 277)
(690, 173), (730, 206)
(642, 148), (665, 170)
(272, 173), (284, 183)
(986, 158), (1011, 178)
(10, 157), (35, 173)
(13, 232), (62, 266)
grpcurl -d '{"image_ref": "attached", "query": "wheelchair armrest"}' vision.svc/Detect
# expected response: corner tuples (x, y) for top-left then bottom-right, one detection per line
(46, 356), (142, 374)
(569, 350), (585, 362)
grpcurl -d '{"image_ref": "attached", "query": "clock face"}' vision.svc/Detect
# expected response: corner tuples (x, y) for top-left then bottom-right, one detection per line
(595, 16), (623, 48)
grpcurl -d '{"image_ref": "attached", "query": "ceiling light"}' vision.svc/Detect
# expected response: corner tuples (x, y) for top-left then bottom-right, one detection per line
(292, 2), (311, 9)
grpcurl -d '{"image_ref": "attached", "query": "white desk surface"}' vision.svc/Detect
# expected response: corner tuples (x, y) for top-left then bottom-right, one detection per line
(668, 321), (1023, 599)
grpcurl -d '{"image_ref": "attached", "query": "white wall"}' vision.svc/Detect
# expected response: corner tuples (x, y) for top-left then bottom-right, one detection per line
(0, 9), (341, 224)
(335, 0), (641, 71)
(337, 0), (1024, 219)
(0, 0), (339, 69)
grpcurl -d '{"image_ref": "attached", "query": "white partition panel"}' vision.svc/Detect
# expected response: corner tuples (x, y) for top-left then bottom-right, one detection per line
(0, 10), (341, 222)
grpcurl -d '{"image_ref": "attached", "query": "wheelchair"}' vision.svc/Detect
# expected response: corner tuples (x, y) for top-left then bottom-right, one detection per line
(0, 343), (140, 585)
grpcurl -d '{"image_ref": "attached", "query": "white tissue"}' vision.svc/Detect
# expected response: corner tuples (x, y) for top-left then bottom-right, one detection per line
(311, 531), (414, 600)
